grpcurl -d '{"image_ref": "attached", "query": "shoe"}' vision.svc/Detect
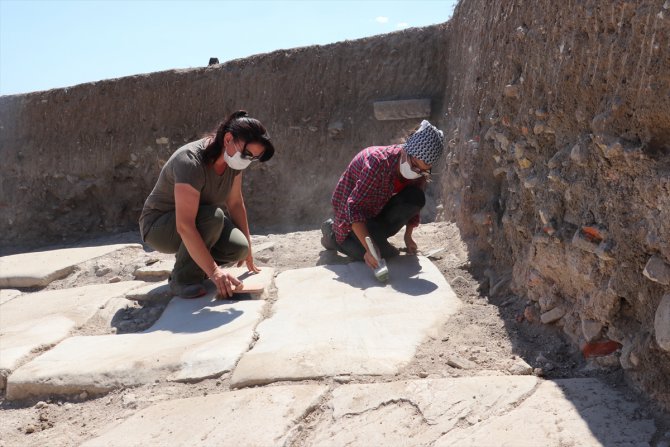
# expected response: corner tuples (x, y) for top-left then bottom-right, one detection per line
(168, 275), (207, 299)
(320, 218), (338, 250)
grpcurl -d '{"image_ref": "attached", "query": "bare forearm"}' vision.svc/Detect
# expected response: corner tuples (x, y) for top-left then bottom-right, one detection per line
(177, 225), (218, 277)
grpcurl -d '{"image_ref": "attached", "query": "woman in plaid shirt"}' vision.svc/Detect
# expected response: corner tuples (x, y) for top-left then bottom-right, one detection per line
(321, 120), (445, 271)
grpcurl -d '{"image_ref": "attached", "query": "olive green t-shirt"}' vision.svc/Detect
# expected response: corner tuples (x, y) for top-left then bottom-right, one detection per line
(139, 138), (240, 240)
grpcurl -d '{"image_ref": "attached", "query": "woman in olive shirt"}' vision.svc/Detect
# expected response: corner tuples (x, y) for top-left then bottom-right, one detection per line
(139, 110), (275, 298)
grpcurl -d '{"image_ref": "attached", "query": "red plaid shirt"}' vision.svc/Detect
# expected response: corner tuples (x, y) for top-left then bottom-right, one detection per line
(331, 145), (422, 244)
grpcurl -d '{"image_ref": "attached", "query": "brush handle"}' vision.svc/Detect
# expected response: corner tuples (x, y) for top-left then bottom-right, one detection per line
(365, 236), (381, 262)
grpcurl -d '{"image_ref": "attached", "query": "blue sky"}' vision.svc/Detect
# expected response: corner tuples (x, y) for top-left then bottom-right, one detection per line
(0, 0), (458, 96)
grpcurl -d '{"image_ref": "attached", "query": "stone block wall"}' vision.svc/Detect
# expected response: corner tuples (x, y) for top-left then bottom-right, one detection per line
(440, 0), (670, 408)
(0, 25), (448, 250)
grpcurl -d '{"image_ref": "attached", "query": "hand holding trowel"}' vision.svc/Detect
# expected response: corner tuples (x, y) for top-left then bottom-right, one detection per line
(365, 236), (389, 282)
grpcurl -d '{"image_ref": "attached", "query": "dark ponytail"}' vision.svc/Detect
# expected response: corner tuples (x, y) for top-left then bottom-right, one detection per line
(201, 110), (275, 165)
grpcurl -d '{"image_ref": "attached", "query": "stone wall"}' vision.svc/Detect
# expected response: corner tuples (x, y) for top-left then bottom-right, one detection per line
(0, 25), (448, 250)
(440, 0), (670, 408)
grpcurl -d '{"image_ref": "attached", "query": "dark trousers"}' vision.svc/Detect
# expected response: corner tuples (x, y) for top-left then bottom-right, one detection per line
(144, 206), (248, 284)
(337, 186), (425, 261)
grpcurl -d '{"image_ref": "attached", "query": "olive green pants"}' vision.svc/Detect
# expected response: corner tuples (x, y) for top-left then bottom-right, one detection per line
(144, 206), (248, 284)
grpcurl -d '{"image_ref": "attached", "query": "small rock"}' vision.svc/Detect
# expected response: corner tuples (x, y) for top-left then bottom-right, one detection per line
(582, 340), (622, 358)
(79, 391), (88, 400)
(508, 359), (533, 375)
(24, 424), (36, 434)
(450, 276), (468, 287)
(581, 319), (603, 342)
(593, 353), (620, 368)
(572, 229), (602, 254)
(517, 158), (532, 169)
(446, 354), (476, 370)
(541, 307), (566, 324)
(109, 276), (121, 283)
(524, 305), (540, 323)
(334, 375), (351, 384)
(655, 294), (670, 352)
(534, 108), (549, 120)
(418, 371), (429, 378)
(327, 121), (344, 139)
(643, 255), (670, 286)
(122, 393), (138, 409)
(533, 367), (545, 376)
(95, 266), (111, 277)
(424, 247), (445, 260)
(34, 401), (48, 409)
(570, 143), (589, 166)
(503, 84), (520, 99)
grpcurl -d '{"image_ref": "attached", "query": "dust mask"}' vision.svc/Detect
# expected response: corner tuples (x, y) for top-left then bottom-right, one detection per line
(399, 159), (422, 180)
(224, 145), (253, 170)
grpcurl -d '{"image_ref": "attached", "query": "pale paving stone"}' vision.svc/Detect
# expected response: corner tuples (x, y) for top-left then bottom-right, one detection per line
(0, 244), (142, 287)
(133, 259), (173, 281)
(6, 294), (264, 400)
(81, 385), (327, 447)
(231, 256), (460, 387)
(307, 377), (655, 447)
(0, 281), (143, 390)
(0, 288), (21, 305)
(437, 378), (656, 446)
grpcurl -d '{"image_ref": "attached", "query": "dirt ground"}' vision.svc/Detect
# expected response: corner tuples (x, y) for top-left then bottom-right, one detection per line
(1, 221), (668, 446)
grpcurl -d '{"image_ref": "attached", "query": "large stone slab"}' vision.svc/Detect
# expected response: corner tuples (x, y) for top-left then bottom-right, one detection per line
(81, 385), (327, 447)
(373, 98), (432, 121)
(6, 294), (265, 400)
(0, 281), (143, 390)
(307, 377), (656, 446)
(0, 244), (142, 287)
(0, 288), (21, 305)
(133, 259), (173, 281)
(231, 256), (460, 387)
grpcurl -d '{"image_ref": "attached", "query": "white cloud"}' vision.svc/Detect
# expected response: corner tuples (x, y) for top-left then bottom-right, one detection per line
(375, 16), (389, 23)
(396, 22), (409, 29)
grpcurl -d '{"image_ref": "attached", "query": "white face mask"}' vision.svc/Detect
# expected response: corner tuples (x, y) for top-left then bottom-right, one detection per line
(224, 142), (253, 170)
(399, 156), (422, 180)
(400, 160), (422, 179)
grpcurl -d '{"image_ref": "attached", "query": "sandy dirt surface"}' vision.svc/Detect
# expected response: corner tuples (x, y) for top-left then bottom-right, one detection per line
(1, 221), (668, 446)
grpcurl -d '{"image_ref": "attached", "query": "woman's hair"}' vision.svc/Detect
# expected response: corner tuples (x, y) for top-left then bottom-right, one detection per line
(201, 110), (275, 165)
